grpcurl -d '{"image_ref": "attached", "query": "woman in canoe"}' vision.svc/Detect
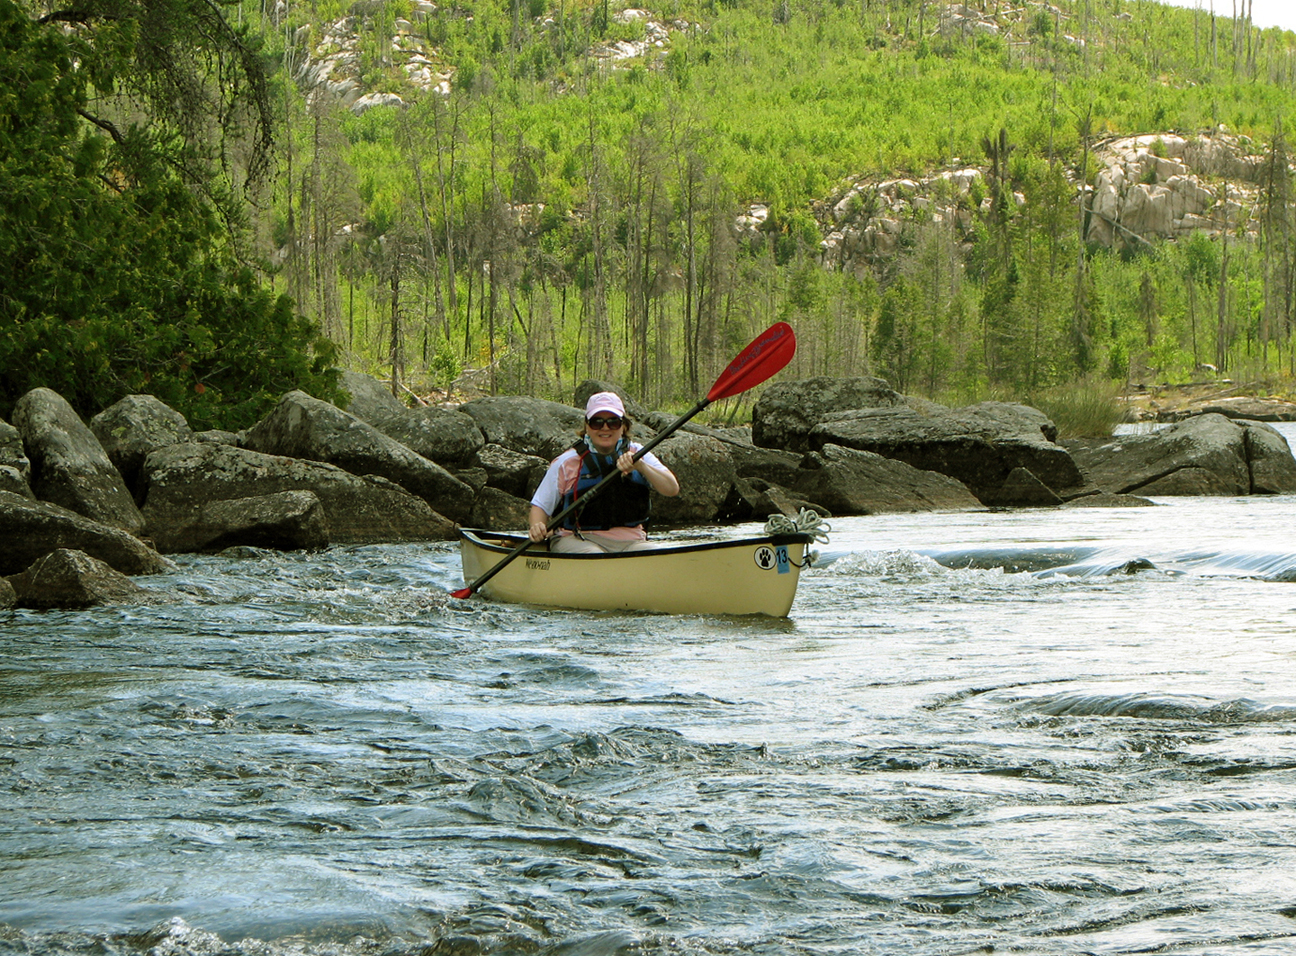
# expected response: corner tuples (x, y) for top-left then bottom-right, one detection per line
(528, 391), (680, 553)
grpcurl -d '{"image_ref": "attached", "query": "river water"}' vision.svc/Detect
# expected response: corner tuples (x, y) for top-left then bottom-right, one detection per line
(4, 427), (1296, 956)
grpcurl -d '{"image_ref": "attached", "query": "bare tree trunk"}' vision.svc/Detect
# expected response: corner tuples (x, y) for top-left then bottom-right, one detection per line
(431, 98), (460, 329)
(586, 112), (614, 379)
(390, 257), (403, 397)
(488, 259), (498, 395)
(1072, 109), (1094, 372)
(401, 112), (446, 344)
(1217, 231), (1231, 371)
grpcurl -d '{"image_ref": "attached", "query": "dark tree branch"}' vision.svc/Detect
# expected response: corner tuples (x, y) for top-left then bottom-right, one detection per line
(77, 108), (124, 144)
(37, 7), (119, 25)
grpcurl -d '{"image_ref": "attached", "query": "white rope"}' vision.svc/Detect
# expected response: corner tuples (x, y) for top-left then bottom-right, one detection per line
(763, 508), (831, 567)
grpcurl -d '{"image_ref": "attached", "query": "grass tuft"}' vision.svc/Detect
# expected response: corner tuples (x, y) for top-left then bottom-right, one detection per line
(1027, 378), (1125, 439)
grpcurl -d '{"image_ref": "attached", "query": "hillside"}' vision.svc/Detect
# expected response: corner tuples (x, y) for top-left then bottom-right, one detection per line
(7, 0), (1296, 428)
(252, 0), (1296, 411)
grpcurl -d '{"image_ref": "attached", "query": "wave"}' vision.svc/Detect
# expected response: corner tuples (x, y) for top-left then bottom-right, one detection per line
(1018, 692), (1296, 722)
(821, 544), (1296, 582)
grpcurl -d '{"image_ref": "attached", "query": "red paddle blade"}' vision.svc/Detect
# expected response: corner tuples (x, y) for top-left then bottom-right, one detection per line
(450, 587), (473, 599)
(706, 322), (796, 402)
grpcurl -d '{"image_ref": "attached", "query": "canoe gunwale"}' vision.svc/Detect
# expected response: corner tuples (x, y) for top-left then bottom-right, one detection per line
(459, 528), (814, 560)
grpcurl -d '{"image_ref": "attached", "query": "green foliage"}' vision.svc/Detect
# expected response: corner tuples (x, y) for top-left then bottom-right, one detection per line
(430, 340), (463, 391)
(0, 1), (341, 428)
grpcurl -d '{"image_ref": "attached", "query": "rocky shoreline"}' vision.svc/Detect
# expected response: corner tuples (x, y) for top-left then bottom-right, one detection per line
(4, 372), (1296, 610)
(1121, 380), (1296, 424)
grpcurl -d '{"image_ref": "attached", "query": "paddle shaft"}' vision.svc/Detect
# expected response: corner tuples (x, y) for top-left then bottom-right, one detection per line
(452, 397), (711, 598)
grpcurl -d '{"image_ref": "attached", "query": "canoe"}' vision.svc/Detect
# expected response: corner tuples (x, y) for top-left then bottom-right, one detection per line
(458, 528), (815, 616)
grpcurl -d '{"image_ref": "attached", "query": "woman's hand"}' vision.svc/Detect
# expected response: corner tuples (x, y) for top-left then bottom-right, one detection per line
(528, 505), (552, 541)
(617, 451), (680, 497)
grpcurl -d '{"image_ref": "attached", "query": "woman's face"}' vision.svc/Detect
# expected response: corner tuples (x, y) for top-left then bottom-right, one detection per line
(585, 413), (625, 454)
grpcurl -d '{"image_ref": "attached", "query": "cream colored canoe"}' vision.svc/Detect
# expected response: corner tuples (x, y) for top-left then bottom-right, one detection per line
(459, 529), (814, 616)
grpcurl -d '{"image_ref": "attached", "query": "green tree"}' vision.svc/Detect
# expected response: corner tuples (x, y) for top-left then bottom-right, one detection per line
(0, 0), (341, 427)
(29, 0), (277, 228)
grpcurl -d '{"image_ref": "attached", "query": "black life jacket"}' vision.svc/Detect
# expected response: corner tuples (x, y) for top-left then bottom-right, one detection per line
(558, 438), (652, 532)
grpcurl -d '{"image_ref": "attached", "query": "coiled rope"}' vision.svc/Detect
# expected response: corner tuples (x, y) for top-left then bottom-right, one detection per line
(763, 508), (831, 567)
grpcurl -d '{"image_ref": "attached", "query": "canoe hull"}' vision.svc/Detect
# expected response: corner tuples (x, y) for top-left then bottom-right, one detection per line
(459, 529), (812, 616)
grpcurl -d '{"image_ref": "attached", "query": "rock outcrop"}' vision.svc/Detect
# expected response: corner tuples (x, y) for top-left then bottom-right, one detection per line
(12, 388), (145, 534)
(375, 406), (486, 468)
(813, 129), (1273, 274)
(1065, 414), (1296, 496)
(0, 463), (34, 499)
(140, 442), (456, 552)
(243, 390), (475, 524)
(1, 417), (30, 481)
(1, 417), (33, 497)
(752, 376), (909, 453)
(469, 486), (532, 531)
(90, 394), (195, 501)
(0, 490), (171, 577)
(457, 395), (586, 460)
(806, 401), (1085, 504)
(338, 370), (407, 424)
(174, 490), (332, 553)
(790, 444), (982, 515)
(1155, 395), (1296, 423)
(7, 548), (164, 609)
(650, 431), (737, 527)
(474, 443), (548, 499)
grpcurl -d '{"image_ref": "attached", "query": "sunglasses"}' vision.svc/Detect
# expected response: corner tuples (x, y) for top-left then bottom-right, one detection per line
(586, 416), (624, 430)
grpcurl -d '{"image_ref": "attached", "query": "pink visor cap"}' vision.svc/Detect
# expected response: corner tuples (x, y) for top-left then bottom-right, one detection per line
(585, 391), (626, 418)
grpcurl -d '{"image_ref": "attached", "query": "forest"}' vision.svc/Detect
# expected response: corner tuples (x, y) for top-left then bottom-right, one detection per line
(3, 0), (1296, 431)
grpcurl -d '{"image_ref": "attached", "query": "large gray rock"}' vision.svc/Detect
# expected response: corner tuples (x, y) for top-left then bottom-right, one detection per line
(0, 576), (13, 609)
(244, 390), (475, 524)
(752, 376), (906, 453)
(177, 491), (331, 552)
(11, 388), (144, 533)
(457, 395), (585, 460)
(1137, 466), (1239, 496)
(469, 486), (532, 531)
(808, 401), (1083, 504)
(0, 490), (170, 576)
(720, 476), (828, 523)
(375, 406), (485, 468)
(650, 431), (737, 527)
(141, 442), (456, 553)
(196, 429), (242, 446)
(1, 418), (29, 481)
(1120, 183), (1175, 238)
(1065, 414), (1294, 496)
(474, 443), (548, 498)
(90, 394), (194, 501)
(985, 467), (1063, 507)
(0, 464), (34, 499)
(1244, 421), (1296, 494)
(791, 444), (982, 515)
(339, 370), (407, 424)
(727, 442), (810, 488)
(7, 548), (163, 609)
